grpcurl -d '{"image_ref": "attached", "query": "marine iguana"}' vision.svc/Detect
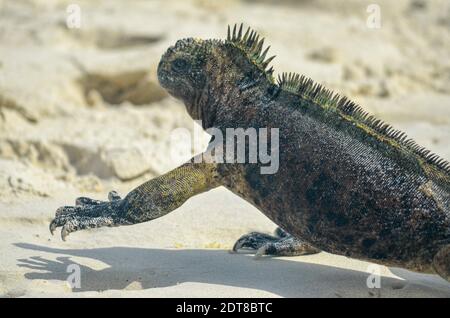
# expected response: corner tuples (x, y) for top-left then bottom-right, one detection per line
(50, 24), (450, 282)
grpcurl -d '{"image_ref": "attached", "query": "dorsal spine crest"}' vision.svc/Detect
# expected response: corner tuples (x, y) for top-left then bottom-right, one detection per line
(276, 71), (450, 178)
(226, 23), (275, 80)
(222, 24), (450, 179)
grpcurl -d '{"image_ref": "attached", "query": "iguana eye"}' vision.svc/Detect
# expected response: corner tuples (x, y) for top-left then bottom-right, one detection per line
(171, 58), (189, 72)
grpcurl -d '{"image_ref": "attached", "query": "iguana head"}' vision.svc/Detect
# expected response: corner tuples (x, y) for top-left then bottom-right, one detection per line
(157, 38), (210, 117)
(157, 24), (276, 125)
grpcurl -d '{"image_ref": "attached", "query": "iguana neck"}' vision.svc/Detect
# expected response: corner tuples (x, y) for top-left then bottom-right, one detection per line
(180, 78), (217, 130)
(185, 41), (273, 130)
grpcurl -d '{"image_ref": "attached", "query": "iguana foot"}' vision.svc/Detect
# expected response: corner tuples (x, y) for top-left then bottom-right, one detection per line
(49, 191), (131, 241)
(232, 227), (320, 258)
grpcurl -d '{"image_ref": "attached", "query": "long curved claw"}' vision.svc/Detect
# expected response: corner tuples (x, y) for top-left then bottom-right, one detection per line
(49, 191), (125, 241)
(61, 225), (71, 241)
(49, 213), (72, 235)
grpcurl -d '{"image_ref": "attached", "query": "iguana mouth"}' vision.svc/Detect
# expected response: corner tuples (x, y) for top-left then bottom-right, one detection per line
(157, 65), (184, 99)
(157, 70), (201, 124)
(156, 62), (171, 90)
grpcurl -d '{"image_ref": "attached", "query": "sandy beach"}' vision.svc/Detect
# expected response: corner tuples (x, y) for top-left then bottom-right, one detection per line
(1, 0), (450, 297)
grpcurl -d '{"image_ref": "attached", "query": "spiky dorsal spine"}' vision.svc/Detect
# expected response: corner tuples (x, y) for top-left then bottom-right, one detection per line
(277, 72), (450, 182)
(226, 23), (275, 78)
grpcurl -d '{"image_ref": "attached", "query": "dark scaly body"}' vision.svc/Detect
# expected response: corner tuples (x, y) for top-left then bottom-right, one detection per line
(213, 85), (449, 273)
(50, 24), (450, 282)
(173, 29), (450, 273)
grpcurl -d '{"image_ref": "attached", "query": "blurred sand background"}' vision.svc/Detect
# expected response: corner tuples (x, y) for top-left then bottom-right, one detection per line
(0, 0), (450, 297)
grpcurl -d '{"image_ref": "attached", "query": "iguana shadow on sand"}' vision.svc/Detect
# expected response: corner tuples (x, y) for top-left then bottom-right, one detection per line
(15, 243), (450, 297)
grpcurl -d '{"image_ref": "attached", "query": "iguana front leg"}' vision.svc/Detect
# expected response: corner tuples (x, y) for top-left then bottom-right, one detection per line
(50, 157), (219, 240)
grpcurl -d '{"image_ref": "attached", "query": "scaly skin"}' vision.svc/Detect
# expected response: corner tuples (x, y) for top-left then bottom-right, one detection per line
(50, 24), (450, 282)
(49, 157), (219, 240)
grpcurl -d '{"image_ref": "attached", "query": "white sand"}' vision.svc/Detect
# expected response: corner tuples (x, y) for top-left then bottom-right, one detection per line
(1, 0), (450, 297)
(2, 188), (450, 298)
